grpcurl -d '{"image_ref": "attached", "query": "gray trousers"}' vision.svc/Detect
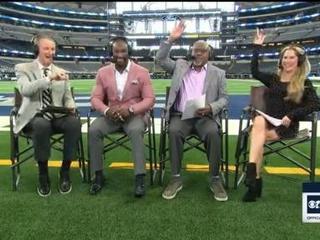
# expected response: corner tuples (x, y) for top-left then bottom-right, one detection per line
(89, 115), (146, 175)
(24, 115), (81, 163)
(168, 115), (221, 177)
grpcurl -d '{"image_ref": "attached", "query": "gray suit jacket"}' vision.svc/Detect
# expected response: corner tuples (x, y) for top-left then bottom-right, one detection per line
(14, 60), (75, 134)
(155, 41), (228, 125)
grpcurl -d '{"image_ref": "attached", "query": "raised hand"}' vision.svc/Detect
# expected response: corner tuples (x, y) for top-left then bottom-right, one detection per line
(253, 27), (266, 45)
(168, 20), (186, 42)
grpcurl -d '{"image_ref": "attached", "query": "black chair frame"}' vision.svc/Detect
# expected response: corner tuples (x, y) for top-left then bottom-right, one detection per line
(86, 109), (157, 185)
(234, 86), (318, 189)
(158, 87), (229, 188)
(9, 88), (86, 191)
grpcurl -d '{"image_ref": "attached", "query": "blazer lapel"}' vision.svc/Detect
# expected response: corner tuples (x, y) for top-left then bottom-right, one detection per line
(31, 60), (42, 81)
(51, 64), (59, 75)
(121, 62), (134, 100)
(108, 64), (119, 100)
(203, 65), (213, 95)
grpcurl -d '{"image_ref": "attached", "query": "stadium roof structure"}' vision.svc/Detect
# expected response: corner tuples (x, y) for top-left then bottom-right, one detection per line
(236, 2), (287, 8)
(31, 1), (116, 12)
(27, 2), (288, 12)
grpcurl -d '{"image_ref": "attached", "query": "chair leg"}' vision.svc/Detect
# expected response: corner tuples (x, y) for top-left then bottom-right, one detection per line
(10, 134), (19, 191)
(234, 156), (240, 189)
(147, 130), (154, 186)
(78, 135), (87, 182)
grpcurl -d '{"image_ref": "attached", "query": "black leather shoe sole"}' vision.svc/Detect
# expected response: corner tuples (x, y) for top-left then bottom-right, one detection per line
(58, 172), (72, 195)
(242, 189), (257, 202)
(89, 183), (103, 195)
(134, 185), (145, 198)
(58, 182), (72, 195)
(37, 186), (51, 197)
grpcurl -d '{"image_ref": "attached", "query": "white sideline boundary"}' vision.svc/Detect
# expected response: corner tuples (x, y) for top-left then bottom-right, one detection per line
(1, 116), (320, 136)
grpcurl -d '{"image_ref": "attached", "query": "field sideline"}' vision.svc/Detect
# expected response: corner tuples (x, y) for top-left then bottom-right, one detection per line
(2, 79), (320, 95)
(0, 78), (262, 95)
(1, 79), (320, 239)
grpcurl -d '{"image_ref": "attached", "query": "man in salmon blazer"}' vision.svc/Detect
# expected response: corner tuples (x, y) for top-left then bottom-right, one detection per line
(89, 36), (155, 197)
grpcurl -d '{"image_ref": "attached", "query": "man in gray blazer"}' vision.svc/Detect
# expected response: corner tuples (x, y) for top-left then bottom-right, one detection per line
(155, 20), (229, 201)
(14, 33), (81, 197)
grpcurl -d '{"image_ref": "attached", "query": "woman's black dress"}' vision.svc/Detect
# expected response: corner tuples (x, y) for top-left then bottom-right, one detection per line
(251, 45), (320, 139)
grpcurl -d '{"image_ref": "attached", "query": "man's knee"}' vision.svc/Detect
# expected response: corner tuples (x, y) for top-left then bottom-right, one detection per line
(31, 117), (51, 135)
(127, 124), (144, 137)
(89, 120), (104, 139)
(205, 127), (220, 139)
(168, 122), (183, 137)
(66, 116), (81, 132)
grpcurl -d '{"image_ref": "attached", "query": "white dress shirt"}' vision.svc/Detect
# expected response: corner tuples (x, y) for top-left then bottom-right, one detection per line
(115, 60), (131, 100)
(37, 60), (52, 81)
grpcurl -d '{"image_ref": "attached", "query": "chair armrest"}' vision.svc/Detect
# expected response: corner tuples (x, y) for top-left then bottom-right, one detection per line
(10, 106), (19, 115)
(300, 111), (319, 122)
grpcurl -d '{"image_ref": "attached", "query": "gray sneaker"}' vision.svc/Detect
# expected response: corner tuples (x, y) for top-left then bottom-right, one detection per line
(210, 178), (228, 201)
(162, 177), (183, 200)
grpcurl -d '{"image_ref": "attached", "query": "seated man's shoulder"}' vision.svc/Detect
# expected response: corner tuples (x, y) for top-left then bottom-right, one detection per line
(53, 64), (67, 73)
(176, 58), (188, 65)
(132, 63), (149, 74)
(15, 62), (33, 71)
(98, 63), (113, 74)
(210, 64), (226, 76)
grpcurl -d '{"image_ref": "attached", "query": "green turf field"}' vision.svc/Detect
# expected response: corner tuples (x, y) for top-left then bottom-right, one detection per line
(1, 79), (320, 239)
(0, 79), (269, 95)
(1, 79), (320, 95)
(0, 132), (319, 239)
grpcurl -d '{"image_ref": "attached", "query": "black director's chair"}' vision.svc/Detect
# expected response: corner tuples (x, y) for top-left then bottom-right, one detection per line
(86, 108), (157, 185)
(10, 87), (86, 191)
(234, 86), (318, 189)
(158, 87), (229, 188)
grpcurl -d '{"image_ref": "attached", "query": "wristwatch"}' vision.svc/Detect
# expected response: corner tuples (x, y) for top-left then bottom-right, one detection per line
(128, 106), (134, 115)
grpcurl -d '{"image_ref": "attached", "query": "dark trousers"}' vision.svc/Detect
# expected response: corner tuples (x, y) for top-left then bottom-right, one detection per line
(168, 115), (221, 177)
(89, 116), (146, 176)
(24, 115), (81, 163)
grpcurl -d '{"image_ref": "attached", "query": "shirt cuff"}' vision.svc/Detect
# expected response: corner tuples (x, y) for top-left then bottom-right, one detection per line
(104, 106), (110, 115)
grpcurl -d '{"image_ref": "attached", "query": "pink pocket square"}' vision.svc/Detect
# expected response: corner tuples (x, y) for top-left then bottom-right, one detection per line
(131, 79), (139, 85)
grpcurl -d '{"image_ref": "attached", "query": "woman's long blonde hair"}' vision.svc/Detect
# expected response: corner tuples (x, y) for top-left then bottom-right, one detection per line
(277, 44), (311, 103)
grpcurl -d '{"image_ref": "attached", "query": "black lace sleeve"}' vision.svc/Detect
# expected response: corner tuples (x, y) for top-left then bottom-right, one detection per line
(251, 44), (278, 87)
(287, 80), (320, 121)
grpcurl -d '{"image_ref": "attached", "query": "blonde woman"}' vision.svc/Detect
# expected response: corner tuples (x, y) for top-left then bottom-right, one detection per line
(243, 28), (320, 202)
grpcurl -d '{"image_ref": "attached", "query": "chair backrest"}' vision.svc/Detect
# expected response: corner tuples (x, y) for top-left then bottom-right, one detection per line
(165, 86), (170, 107)
(250, 86), (268, 112)
(14, 87), (22, 109)
(15, 87), (76, 105)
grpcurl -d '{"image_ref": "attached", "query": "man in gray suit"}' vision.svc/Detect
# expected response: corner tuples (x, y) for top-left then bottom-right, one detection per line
(14, 33), (81, 197)
(156, 20), (228, 201)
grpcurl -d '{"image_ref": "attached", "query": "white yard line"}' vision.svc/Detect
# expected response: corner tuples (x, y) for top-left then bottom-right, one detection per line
(1, 116), (320, 136)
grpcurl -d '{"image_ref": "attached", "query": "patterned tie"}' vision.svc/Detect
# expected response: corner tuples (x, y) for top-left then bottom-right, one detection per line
(42, 68), (54, 120)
